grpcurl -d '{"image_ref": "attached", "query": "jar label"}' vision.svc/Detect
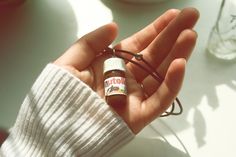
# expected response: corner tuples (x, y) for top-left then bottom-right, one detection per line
(104, 77), (127, 96)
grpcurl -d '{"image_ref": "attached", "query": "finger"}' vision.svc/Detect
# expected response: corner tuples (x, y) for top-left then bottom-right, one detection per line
(128, 7), (199, 82)
(55, 23), (118, 70)
(114, 9), (180, 56)
(141, 58), (186, 123)
(142, 29), (197, 96)
(90, 55), (110, 96)
(157, 29), (197, 76)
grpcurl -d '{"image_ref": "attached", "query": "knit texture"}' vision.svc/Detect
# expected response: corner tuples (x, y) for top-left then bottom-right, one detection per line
(0, 64), (134, 157)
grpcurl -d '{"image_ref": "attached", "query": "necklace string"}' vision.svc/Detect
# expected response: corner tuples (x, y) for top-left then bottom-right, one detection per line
(104, 47), (183, 117)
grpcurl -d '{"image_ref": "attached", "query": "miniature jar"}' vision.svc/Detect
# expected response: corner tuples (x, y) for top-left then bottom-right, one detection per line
(103, 58), (127, 106)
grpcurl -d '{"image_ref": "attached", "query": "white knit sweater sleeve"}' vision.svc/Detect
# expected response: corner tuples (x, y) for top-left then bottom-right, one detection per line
(0, 64), (134, 157)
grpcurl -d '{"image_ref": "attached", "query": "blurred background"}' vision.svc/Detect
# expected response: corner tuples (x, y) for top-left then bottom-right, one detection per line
(0, 0), (236, 156)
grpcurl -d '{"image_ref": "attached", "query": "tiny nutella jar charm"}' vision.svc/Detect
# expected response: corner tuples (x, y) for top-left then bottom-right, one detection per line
(103, 57), (127, 106)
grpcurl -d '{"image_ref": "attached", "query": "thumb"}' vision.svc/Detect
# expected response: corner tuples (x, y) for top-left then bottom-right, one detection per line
(55, 23), (118, 70)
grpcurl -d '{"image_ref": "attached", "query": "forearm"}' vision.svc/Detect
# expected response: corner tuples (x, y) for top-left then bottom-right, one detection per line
(0, 64), (134, 157)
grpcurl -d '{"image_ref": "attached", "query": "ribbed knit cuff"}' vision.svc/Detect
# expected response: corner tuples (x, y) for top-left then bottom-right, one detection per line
(1, 64), (134, 157)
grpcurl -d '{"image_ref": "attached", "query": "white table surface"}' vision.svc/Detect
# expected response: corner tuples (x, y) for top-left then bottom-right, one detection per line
(1, 0), (236, 156)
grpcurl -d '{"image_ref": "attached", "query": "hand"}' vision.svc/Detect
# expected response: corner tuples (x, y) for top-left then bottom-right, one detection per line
(54, 8), (199, 134)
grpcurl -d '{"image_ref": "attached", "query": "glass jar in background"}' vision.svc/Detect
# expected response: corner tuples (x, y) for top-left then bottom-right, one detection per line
(207, 0), (236, 60)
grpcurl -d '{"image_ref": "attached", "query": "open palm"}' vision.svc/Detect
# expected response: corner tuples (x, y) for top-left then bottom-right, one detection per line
(54, 8), (199, 134)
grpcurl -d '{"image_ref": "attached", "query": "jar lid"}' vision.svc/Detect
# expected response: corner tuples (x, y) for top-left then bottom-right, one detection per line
(103, 58), (126, 74)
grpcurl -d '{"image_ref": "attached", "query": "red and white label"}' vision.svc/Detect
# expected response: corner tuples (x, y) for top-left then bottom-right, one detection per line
(104, 77), (127, 96)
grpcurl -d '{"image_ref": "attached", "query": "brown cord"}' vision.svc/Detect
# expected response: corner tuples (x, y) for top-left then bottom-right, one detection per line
(104, 47), (183, 117)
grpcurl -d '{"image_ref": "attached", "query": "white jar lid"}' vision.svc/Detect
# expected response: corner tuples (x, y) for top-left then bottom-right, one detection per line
(103, 58), (126, 74)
